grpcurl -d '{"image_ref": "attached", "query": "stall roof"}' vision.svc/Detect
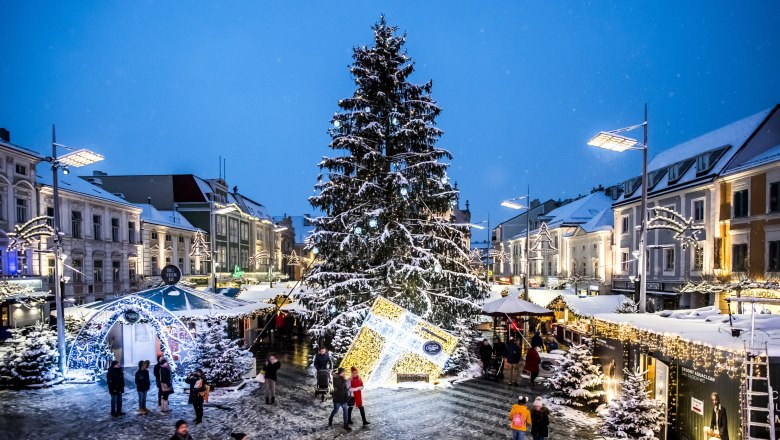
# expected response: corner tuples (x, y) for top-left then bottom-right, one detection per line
(237, 285), (313, 302)
(481, 295), (554, 317)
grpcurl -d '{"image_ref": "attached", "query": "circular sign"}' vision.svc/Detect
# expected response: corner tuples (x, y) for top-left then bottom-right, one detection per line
(124, 310), (141, 324)
(422, 341), (443, 356)
(160, 265), (182, 285)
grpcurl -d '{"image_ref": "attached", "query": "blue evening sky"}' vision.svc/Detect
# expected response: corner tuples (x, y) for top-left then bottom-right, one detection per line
(2, 1), (779, 232)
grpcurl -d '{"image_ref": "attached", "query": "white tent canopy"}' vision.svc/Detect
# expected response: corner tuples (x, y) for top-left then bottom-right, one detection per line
(481, 295), (554, 317)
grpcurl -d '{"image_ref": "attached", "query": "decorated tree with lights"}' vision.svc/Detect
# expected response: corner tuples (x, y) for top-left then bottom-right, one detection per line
(303, 17), (486, 364)
(0, 323), (61, 386)
(547, 341), (605, 408)
(188, 319), (253, 385)
(601, 368), (664, 440)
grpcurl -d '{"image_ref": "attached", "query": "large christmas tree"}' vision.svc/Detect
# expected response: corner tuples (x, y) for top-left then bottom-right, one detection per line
(601, 368), (663, 440)
(303, 17), (486, 362)
(547, 341), (605, 408)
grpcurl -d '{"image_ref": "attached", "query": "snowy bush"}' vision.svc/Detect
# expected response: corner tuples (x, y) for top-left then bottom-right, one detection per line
(601, 368), (664, 440)
(188, 319), (253, 385)
(616, 298), (639, 313)
(0, 322), (61, 387)
(443, 318), (480, 374)
(547, 341), (605, 408)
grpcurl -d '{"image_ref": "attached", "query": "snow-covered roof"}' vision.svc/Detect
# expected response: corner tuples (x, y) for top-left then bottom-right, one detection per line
(37, 165), (138, 208)
(723, 142), (780, 175)
(233, 192), (272, 220)
(139, 204), (200, 232)
(594, 309), (780, 356)
(0, 139), (42, 159)
(579, 207), (613, 233)
(615, 108), (773, 204)
(509, 192), (613, 239)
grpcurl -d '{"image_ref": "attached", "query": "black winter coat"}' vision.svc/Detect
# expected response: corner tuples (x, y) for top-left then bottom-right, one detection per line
(185, 374), (205, 404)
(264, 360), (281, 381)
(479, 343), (493, 360)
(711, 405), (729, 440)
(332, 374), (349, 404)
(159, 365), (173, 391)
(107, 367), (125, 395)
(153, 362), (162, 387)
(135, 369), (151, 392)
(493, 341), (507, 358)
(531, 406), (550, 437)
(505, 342), (521, 364)
(313, 353), (333, 371)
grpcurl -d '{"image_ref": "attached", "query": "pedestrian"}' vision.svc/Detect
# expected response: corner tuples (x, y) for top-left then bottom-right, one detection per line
(185, 368), (206, 424)
(154, 355), (163, 407)
(329, 368), (352, 431)
(230, 433), (248, 440)
(531, 330), (543, 349)
(530, 396), (550, 440)
(313, 347), (333, 371)
(525, 344), (541, 387)
(508, 395), (532, 440)
(505, 337), (522, 386)
(545, 335), (558, 352)
(135, 360), (151, 414)
(263, 355), (281, 405)
(159, 358), (174, 413)
(170, 419), (194, 440)
(479, 339), (493, 377)
(274, 311), (285, 336)
(347, 366), (370, 426)
(493, 338), (507, 379)
(107, 360), (125, 417)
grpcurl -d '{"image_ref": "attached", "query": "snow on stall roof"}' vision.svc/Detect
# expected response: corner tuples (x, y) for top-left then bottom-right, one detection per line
(139, 204), (199, 231)
(594, 308), (780, 356)
(527, 289), (626, 317)
(38, 166), (137, 208)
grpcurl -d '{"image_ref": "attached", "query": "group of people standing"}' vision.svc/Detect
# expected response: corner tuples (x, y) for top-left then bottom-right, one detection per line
(508, 395), (550, 440)
(479, 330), (559, 387)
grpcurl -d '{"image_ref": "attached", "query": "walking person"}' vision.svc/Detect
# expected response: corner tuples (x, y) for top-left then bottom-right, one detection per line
(154, 355), (163, 407)
(107, 360), (126, 417)
(170, 419), (194, 440)
(479, 339), (493, 377)
(159, 358), (174, 413)
(505, 337), (522, 386)
(347, 367), (370, 426)
(185, 369), (206, 424)
(313, 347), (333, 371)
(508, 395), (532, 440)
(263, 356), (281, 405)
(329, 368), (352, 431)
(524, 344), (541, 387)
(135, 360), (151, 414)
(530, 396), (550, 440)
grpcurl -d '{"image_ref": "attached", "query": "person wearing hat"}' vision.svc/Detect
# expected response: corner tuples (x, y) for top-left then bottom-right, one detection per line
(107, 360), (125, 417)
(505, 337), (522, 386)
(170, 419), (194, 440)
(329, 368), (352, 431)
(508, 395), (532, 439)
(530, 396), (550, 440)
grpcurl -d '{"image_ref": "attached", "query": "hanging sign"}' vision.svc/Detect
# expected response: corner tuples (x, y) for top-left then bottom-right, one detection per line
(691, 396), (704, 415)
(160, 265), (182, 285)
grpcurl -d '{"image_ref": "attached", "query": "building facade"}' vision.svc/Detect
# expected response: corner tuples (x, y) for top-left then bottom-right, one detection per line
(138, 204), (204, 277)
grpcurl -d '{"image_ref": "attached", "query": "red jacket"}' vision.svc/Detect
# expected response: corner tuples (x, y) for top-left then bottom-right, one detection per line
(350, 376), (364, 407)
(525, 347), (541, 372)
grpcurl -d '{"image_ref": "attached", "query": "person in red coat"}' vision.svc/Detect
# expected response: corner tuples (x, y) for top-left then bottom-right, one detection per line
(347, 367), (370, 426)
(524, 345), (541, 387)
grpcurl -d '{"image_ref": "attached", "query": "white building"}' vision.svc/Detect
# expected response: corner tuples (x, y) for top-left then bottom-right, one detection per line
(138, 204), (204, 277)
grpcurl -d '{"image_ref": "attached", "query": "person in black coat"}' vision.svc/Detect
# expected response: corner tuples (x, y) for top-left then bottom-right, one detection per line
(135, 360), (152, 414)
(505, 337), (522, 386)
(479, 339), (493, 377)
(531, 330), (543, 349)
(263, 356), (281, 405)
(154, 356), (163, 407)
(106, 360), (125, 417)
(530, 396), (550, 439)
(159, 358), (174, 413)
(710, 392), (729, 440)
(493, 338), (507, 379)
(328, 368), (352, 431)
(185, 369), (206, 424)
(313, 347), (333, 371)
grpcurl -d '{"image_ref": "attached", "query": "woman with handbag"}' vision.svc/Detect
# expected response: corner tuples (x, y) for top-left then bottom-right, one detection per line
(185, 369), (206, 424)
(159, 358), (173, 413)
(347, 367), (369, 426)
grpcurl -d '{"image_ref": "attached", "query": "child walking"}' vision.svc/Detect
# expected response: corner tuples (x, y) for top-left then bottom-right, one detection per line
(508, 395), (532, 440)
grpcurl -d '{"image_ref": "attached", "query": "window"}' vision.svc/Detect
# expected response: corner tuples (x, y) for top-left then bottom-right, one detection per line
(165, 256), (171, 266)
(621, 251), (629, 271)
(48, 258), (55, 282)
(240, 223), (249, 240)
(229, 219), (238, 242)
(0, 194), (5, 221)
(693, 199), (704, 222)
(714, 237), (722, 269)
(112, 260), (120, 281)
(151, 232), (158, 240)
(733, 244), (748, 272)
(165, 234), (171, 242)
(72, 259), (83, 283)
(93, 260), (103, 282)
(129, 261), (136, 281)
(71, 211), (83, 239)
(621, 216), (630, 235)
(178, 258), (184, 271)
(17, 251), (28, 275)
(178, 236), (184, 243)
(229, 247), (238, 268)
(15, 198), (27, 223)
(664, 248), (675, 272)
(111, 218), (120, 242)
(92, 215), (102, 240)
(696, 154), (710, 173)
(216, 216), (227, 235)
(770, 182), (780, 213)
(733, 189), (749, 218)
(151, 256), (159, 275)
(240, 249), (248, 269)
(693, 247), (704, 272)
(46, 207), (54, 227)
(769, 241), (780, 271)
(15, 163), (26, 175)
(128, 222), (136, 244)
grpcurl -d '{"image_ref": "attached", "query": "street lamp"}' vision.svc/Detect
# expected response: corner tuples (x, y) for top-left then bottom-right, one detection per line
(587, 104), (648, 312)
(500, 185), (531, 301)
(47, 125), (104, 374)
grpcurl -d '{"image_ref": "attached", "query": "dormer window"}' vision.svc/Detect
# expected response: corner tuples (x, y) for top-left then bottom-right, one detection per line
(647, 169), (667, 190)
(623, 177), (642, 197)
(696, 154), (710, 173)
(695, 145), (730, 176)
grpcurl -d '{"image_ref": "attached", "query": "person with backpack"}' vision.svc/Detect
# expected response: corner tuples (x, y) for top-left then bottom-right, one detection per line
(508, 395), (532, 440)
(530, 396), (550, 440)
(505, 337), (522, 386)
(329, 368), (352, 431)
(107, 360), (125, 417)
(135, 360), (151, 414)
(185, 369), (206, 424)
(524, 344), (541, 387)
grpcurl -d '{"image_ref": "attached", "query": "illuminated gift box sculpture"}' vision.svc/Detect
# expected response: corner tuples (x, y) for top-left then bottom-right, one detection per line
(340, 296), (458, 385)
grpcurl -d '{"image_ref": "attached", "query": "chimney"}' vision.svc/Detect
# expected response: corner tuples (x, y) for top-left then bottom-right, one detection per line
(0, 128), (9, 143)
(92, 170), (107, 176)
(147, 197), (152, 205)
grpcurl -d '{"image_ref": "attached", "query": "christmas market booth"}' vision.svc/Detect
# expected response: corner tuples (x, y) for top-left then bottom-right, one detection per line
(527, 289), (627, 345)
(63, 283), (272, 373)
(591, 307), (780, 440)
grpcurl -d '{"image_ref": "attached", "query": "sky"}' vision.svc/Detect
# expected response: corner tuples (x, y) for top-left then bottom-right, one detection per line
(2, 1), (779, 236)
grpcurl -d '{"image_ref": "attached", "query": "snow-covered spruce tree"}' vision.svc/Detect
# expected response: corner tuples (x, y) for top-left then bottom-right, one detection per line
(547, 341), (605, 408)
(601, 368), (664, 440)
(0, 323), (61, 386)
(303, 17), (486, 364)
(188, 319), (253, 385)
(616, 297), (639, 313)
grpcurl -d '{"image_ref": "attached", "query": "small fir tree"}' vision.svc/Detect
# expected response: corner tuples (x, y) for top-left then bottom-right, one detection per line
(547, 341), (605, 408)
(188, 319), (253, 384)
(601, 368), (664, 440)
(616, 297), (639, 313)
(0, 322), (61, 386)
